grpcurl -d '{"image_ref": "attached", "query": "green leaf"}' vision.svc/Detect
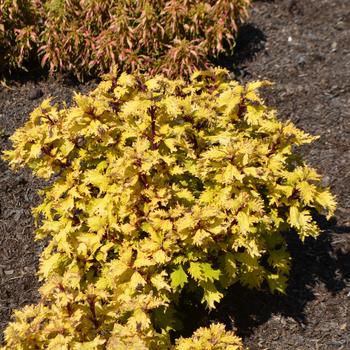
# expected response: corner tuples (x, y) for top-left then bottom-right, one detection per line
(223, 252), (237, 277)
(201, 263), (221, 282)
(170, 265), (188, 290)
(188, 262), (221, 283)
(200, 281), (223, 309)
(266, 273), (288, 294)
(188, 262), (202, 281)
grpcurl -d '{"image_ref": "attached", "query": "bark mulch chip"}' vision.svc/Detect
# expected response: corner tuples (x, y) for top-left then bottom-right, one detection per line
(0, 0), (349, 348)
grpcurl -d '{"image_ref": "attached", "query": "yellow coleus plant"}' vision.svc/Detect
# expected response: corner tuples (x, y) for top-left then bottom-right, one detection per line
(1, 69), (335, 348)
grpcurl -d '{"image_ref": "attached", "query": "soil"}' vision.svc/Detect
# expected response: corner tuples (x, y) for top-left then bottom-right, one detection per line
(0, 0), (349, 349)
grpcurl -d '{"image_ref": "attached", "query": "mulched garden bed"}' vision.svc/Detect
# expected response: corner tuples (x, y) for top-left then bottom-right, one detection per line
(0, 0), (349, 348)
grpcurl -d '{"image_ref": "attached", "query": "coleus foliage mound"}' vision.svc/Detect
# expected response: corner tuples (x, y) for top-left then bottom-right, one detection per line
(2, 69), (335, 349)
(0, 0), (250, 79)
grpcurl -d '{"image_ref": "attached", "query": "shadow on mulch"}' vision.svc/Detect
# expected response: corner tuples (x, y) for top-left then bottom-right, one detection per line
(211, 23), (267, 80)
(1, 58), (99, 87)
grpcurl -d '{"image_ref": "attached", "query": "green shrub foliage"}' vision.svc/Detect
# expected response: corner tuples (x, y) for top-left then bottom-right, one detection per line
(1, 69), (335, 348)
(0, 0), (251, 79)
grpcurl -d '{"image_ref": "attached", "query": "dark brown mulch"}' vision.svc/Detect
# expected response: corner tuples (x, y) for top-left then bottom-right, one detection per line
(0, 0), (349, 348)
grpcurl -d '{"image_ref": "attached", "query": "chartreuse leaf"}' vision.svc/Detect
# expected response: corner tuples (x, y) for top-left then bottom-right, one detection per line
(289, 206), (300, 228)
(297, 181), (317, 205)
(200, 281), (223, 309)
(316, 189), (337, 218)
(38, 253), (67, 279)
(188, 262), (202, 281)
(127, 308), (152, 332)
(201, 263), (221, 282)
(84, 168), (110, 192)
(170, 265), (188, 290)
(188, 262), (221, 283)
(151, 272), (171, 292)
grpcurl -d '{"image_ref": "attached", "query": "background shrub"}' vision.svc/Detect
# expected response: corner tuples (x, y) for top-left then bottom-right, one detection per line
(0, 0), (251, 80)
(0, 0), (41, 74)
(1, 69), (335, 348)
